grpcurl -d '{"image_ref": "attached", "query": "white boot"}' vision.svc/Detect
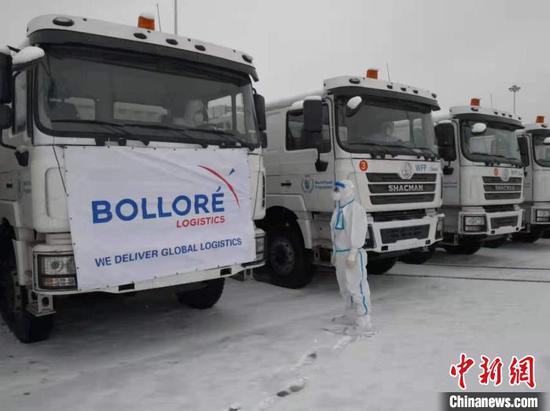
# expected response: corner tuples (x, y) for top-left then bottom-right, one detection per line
(349, 314), (374, 337)
(331, 308), (356, 326)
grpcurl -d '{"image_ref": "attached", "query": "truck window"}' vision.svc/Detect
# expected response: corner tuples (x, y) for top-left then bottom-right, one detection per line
(114, 102), (167, 123)
(35, 45), (260, 148)
(12, 72), (26, 134)
(285, 105), (330, 152)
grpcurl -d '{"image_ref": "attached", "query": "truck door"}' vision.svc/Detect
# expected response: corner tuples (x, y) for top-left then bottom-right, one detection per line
(517, 134), (532, 201)
(435, 121), (460, 205)
(279, 104), (335, 212)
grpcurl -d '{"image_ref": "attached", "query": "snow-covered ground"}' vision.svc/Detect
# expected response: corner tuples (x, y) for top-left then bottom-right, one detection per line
(1, 240), (549, 411)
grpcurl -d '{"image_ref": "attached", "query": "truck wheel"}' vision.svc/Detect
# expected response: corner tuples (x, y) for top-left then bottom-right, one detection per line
(442, 242), (481, 255)
(267, 226), (312, 289)
(176, 278), (225, 309)
(543, 230), (550, 239)
(367, 257), (397, 275)
(483, 236), (508, 248)
(512, 230), (543, 243)
(400, 246), (435, 265)
(0, 264), (53, 343)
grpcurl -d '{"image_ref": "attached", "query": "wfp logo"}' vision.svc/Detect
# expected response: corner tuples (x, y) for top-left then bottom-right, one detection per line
(302, 176), (314, 193)
(91, 165), (239, 224)
(399, 162), (414, 180)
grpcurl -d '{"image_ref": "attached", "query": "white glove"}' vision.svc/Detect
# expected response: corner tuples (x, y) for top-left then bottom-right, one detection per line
(346, 250), (357, 268)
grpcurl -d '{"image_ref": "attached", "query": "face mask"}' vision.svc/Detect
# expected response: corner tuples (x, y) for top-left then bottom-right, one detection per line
(331, 190), (342, 201)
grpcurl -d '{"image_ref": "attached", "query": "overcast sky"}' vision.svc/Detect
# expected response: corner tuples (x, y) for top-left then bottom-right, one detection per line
(1, 0), (548, 121)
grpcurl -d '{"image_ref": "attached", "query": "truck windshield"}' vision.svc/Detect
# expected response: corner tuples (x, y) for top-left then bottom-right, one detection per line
(460, 120), (521, 165)
(336, 96), (437, 157)
(35, 45), (260, 148)
(531, 132), (550, 167)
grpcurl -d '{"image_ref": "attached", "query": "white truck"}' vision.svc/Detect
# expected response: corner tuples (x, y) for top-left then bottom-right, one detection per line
(431, 99), (524, 254)
(514, 115), (550, 242)
(260, 70), (444, 288)
(0, 14), (266, 342)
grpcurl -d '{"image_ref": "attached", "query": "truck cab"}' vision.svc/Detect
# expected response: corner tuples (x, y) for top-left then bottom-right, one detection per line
(0, 14), (266, 342)
(515, 116), (550, 242)
(434, 99), (524, 254)
(260, 70), (444, 288)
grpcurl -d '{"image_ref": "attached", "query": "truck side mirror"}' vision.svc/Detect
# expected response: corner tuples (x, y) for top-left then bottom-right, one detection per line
(435, 123), (457, 162)
(0, 105), (12, 130)
(303, 98), (323, 135)
(253, 93), (266, 132)
(0, 51), (12, 104)
(517, 135), (530, 167)
(543, 136), (550, 145)
(12, 46), (44, 71)
(259, 130), (267, 148)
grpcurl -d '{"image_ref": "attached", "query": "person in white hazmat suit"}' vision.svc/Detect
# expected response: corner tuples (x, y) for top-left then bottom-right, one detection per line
(330, 180), (373, 335)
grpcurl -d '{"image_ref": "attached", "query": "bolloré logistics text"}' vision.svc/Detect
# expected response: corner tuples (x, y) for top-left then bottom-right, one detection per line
(94, 238), (243, 268)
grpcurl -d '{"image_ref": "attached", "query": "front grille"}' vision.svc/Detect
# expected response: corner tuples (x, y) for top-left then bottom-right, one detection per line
(490, 216), (518, 229)
(371, 194), (435, 205)
(485, 192), (522, 200)
(367, 173), (437, 183)
(369, 183), (436, 194)
(372, 209), (426, 222)
(367, 173), (437, 205)
(482, 177), (522, 184)
(484, 205), (515, 213)
(380, 225), (430, 244)
(482, 176), (522, 201)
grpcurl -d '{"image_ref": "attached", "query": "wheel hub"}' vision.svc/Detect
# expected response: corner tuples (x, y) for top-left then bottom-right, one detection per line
(270, 238), (295, 276)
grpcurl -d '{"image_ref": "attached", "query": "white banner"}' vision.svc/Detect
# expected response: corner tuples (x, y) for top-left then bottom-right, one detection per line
(63, 146), (255, 291)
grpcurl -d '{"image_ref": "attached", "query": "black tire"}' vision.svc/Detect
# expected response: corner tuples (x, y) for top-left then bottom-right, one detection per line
(176, 278), (225, 309)
(442, 242), (481, 255)
(0, 255), (53, 343)
(483, 236), (508, 248)
(400, 246), (435, 265)
(543, 230), (550, 239)
(266, 226), (312, 289)
(512, 230), (543, 243)
(367, 257), (397, 275)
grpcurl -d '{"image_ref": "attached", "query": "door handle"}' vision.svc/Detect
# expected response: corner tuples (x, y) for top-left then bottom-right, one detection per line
(281, 181), (292, 187)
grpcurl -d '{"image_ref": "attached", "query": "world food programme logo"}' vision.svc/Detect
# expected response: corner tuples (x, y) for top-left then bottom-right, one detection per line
(501, 168), (511, 182)
(399, 162), (414, 180)
(302, 176), (314, 193)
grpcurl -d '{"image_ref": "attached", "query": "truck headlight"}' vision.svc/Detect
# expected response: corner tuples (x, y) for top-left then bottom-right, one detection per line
(37, 254), (77, 290)
(463, 215), (487, 232)
(255, 235), (265, 261)
(436, 218), (444, 238)
(535, 209), (550, 222)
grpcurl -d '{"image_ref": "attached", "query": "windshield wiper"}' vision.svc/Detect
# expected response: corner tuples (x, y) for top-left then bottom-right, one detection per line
(469, 152), (520, 165)
(413, 146), (438, 160)
(118, 123), (213, 148)
(51, 119), (150, 146)
(347, 141), (393, 158)
(182, 127), (257, 150)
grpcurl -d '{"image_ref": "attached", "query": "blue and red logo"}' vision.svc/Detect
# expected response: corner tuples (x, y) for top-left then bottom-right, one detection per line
(91, 166), (240, 225)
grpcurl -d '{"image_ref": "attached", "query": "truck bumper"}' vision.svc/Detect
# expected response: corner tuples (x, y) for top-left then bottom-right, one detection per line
(458, 208), (523, 236)
(519, 203), (550, 232)
(365, 213), (444, 253)
(31, 229), (266, 297)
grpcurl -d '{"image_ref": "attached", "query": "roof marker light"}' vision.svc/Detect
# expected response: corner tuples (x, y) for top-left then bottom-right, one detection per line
(138, 13), (155, 30)
(470, 98), (480, 107)
(536, 115), (545, 124)
(366, 68), (379, 79)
